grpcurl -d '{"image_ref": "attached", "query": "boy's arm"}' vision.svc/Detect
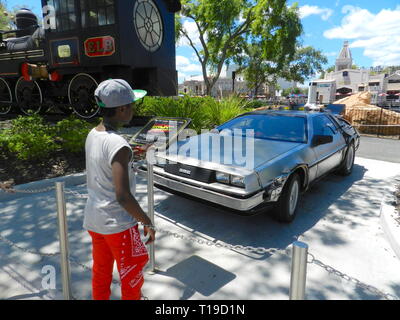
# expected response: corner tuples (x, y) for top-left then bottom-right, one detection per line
(112, 147), (156, 244)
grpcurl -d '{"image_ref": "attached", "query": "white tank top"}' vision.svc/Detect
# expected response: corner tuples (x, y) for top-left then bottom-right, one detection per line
(83, 128), (137, 235)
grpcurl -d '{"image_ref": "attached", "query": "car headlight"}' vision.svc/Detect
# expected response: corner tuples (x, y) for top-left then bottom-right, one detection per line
(216, 172), (230, 184)
(231, 175), (245, 188)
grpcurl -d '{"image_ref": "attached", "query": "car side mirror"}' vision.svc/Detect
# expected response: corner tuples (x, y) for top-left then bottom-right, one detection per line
(312, 135), (333, 147)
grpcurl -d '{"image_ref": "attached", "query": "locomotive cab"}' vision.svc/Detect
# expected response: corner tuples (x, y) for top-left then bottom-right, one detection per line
(0, 0), (181, 118)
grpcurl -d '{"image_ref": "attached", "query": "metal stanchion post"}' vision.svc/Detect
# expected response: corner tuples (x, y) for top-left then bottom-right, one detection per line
(147, 160), (156, 273)
(289, 241), (309, 300)
(55, 182), (72, 300)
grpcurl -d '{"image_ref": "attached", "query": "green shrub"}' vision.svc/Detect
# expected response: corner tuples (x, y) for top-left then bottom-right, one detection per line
(137, 95), (252, 132)
(54, 116), (94, 153)
(0, 131), (10, 154)
(0, 115), (94, 160)
(204, 96), (249, 128)
(244, 99), (268, 110)
(138, 95), (211, 133)
(2, 115), (58, 160)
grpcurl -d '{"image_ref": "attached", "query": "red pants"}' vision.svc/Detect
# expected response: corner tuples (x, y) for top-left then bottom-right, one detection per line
(88, 225), (149, 300)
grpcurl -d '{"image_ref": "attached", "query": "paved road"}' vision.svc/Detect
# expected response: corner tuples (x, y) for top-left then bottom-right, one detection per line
(358, 136), (400, 163)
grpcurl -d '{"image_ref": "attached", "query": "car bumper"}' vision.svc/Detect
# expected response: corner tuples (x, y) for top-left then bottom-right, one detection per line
(139, 168), (266, 212)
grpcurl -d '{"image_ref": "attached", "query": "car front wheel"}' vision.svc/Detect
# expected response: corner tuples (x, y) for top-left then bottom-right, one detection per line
(272, 173), (301, 223)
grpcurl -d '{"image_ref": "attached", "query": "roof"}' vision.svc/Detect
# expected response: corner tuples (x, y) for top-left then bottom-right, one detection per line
(337, 41), (353, 61)
(311, 79), (336, 83)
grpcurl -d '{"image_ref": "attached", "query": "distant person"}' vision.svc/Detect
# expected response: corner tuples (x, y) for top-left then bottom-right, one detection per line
(84, 79), (155, 300)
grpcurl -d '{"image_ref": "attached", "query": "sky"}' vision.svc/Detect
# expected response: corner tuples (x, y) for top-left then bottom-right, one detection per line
(4, 0), (400, 84)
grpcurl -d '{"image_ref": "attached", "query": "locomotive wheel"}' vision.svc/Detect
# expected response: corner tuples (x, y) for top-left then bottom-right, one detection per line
(68, 73), (100, 119)
(15, 77), (43, 116)
(0, 78), (13, 115)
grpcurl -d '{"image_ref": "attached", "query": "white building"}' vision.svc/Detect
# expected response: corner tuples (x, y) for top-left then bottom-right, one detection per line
(307, 79), (336, 104)
(178, 74), (250, 97)
(179, 65), (297, 98)
(308, 41), (400, 106)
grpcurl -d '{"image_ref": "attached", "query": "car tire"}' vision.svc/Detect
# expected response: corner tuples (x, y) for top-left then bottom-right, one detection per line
(337, 142), (355, 176)
(272, 173), (301, 223)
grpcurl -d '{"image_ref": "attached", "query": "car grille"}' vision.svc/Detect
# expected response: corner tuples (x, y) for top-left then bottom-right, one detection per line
(164, 163), (215, 183)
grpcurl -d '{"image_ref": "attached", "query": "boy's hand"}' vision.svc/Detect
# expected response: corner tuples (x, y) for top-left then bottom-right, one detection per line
(133, 144), (153, 160)
(143, 225), (156, 245)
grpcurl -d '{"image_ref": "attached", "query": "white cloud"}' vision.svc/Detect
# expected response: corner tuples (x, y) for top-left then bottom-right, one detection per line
(177, 20), (202, 48)
(176, 55), (191, 72)
(323, 6), (400, 66)
(299, 5), (333, 21)
(190, 52), (199, 63)
(176, 56), (202, 73)
(176, 55), (203, 83)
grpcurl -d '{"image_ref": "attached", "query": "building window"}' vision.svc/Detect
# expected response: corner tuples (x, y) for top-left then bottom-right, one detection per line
(343, 71), (349, 77)
(81, 0), (115, 28)
(388, 79), (400, 84)
(47, 0), (77, 31)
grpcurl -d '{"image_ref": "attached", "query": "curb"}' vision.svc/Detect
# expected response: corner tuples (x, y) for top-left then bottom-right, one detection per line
(380, 196), (400, 261)
(0, 172), (87, 202)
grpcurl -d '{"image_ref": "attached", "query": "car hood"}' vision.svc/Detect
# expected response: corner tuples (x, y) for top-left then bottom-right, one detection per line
(158, 133), (303, 175)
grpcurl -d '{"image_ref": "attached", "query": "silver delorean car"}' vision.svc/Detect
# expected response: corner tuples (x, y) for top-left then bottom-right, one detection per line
(132, 108), (360, 223)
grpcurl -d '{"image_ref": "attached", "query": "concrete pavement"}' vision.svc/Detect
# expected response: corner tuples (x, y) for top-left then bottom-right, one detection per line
(0, 157), (399, 300)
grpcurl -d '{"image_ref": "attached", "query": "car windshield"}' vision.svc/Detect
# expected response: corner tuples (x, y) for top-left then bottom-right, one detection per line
(217, 114), (307, 143)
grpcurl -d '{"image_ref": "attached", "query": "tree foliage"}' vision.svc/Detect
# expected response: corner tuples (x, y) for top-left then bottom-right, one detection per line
(177, 0), (303, 95)
(240, 44), (327, 95)
(278, 46), (328, 84)
(0, 1), (10, 30)
(239, 44), (276, 96)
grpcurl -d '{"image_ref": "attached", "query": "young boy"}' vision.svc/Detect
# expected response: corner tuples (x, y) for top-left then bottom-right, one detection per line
(84, 79), (155, 300)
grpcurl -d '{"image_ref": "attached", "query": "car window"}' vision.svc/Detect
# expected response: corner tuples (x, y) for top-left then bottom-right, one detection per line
(313, 115), (337, 136)
(325, 115), (340, 133)
(217, 114), (307, 143)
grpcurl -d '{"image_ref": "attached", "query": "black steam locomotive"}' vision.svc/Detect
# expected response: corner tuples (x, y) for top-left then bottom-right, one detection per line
(0, 0), (181, 118)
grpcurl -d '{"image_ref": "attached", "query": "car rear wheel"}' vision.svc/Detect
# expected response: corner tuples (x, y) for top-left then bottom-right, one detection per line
(272, 173), (301, 223)
(337, 142), (355, 176)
